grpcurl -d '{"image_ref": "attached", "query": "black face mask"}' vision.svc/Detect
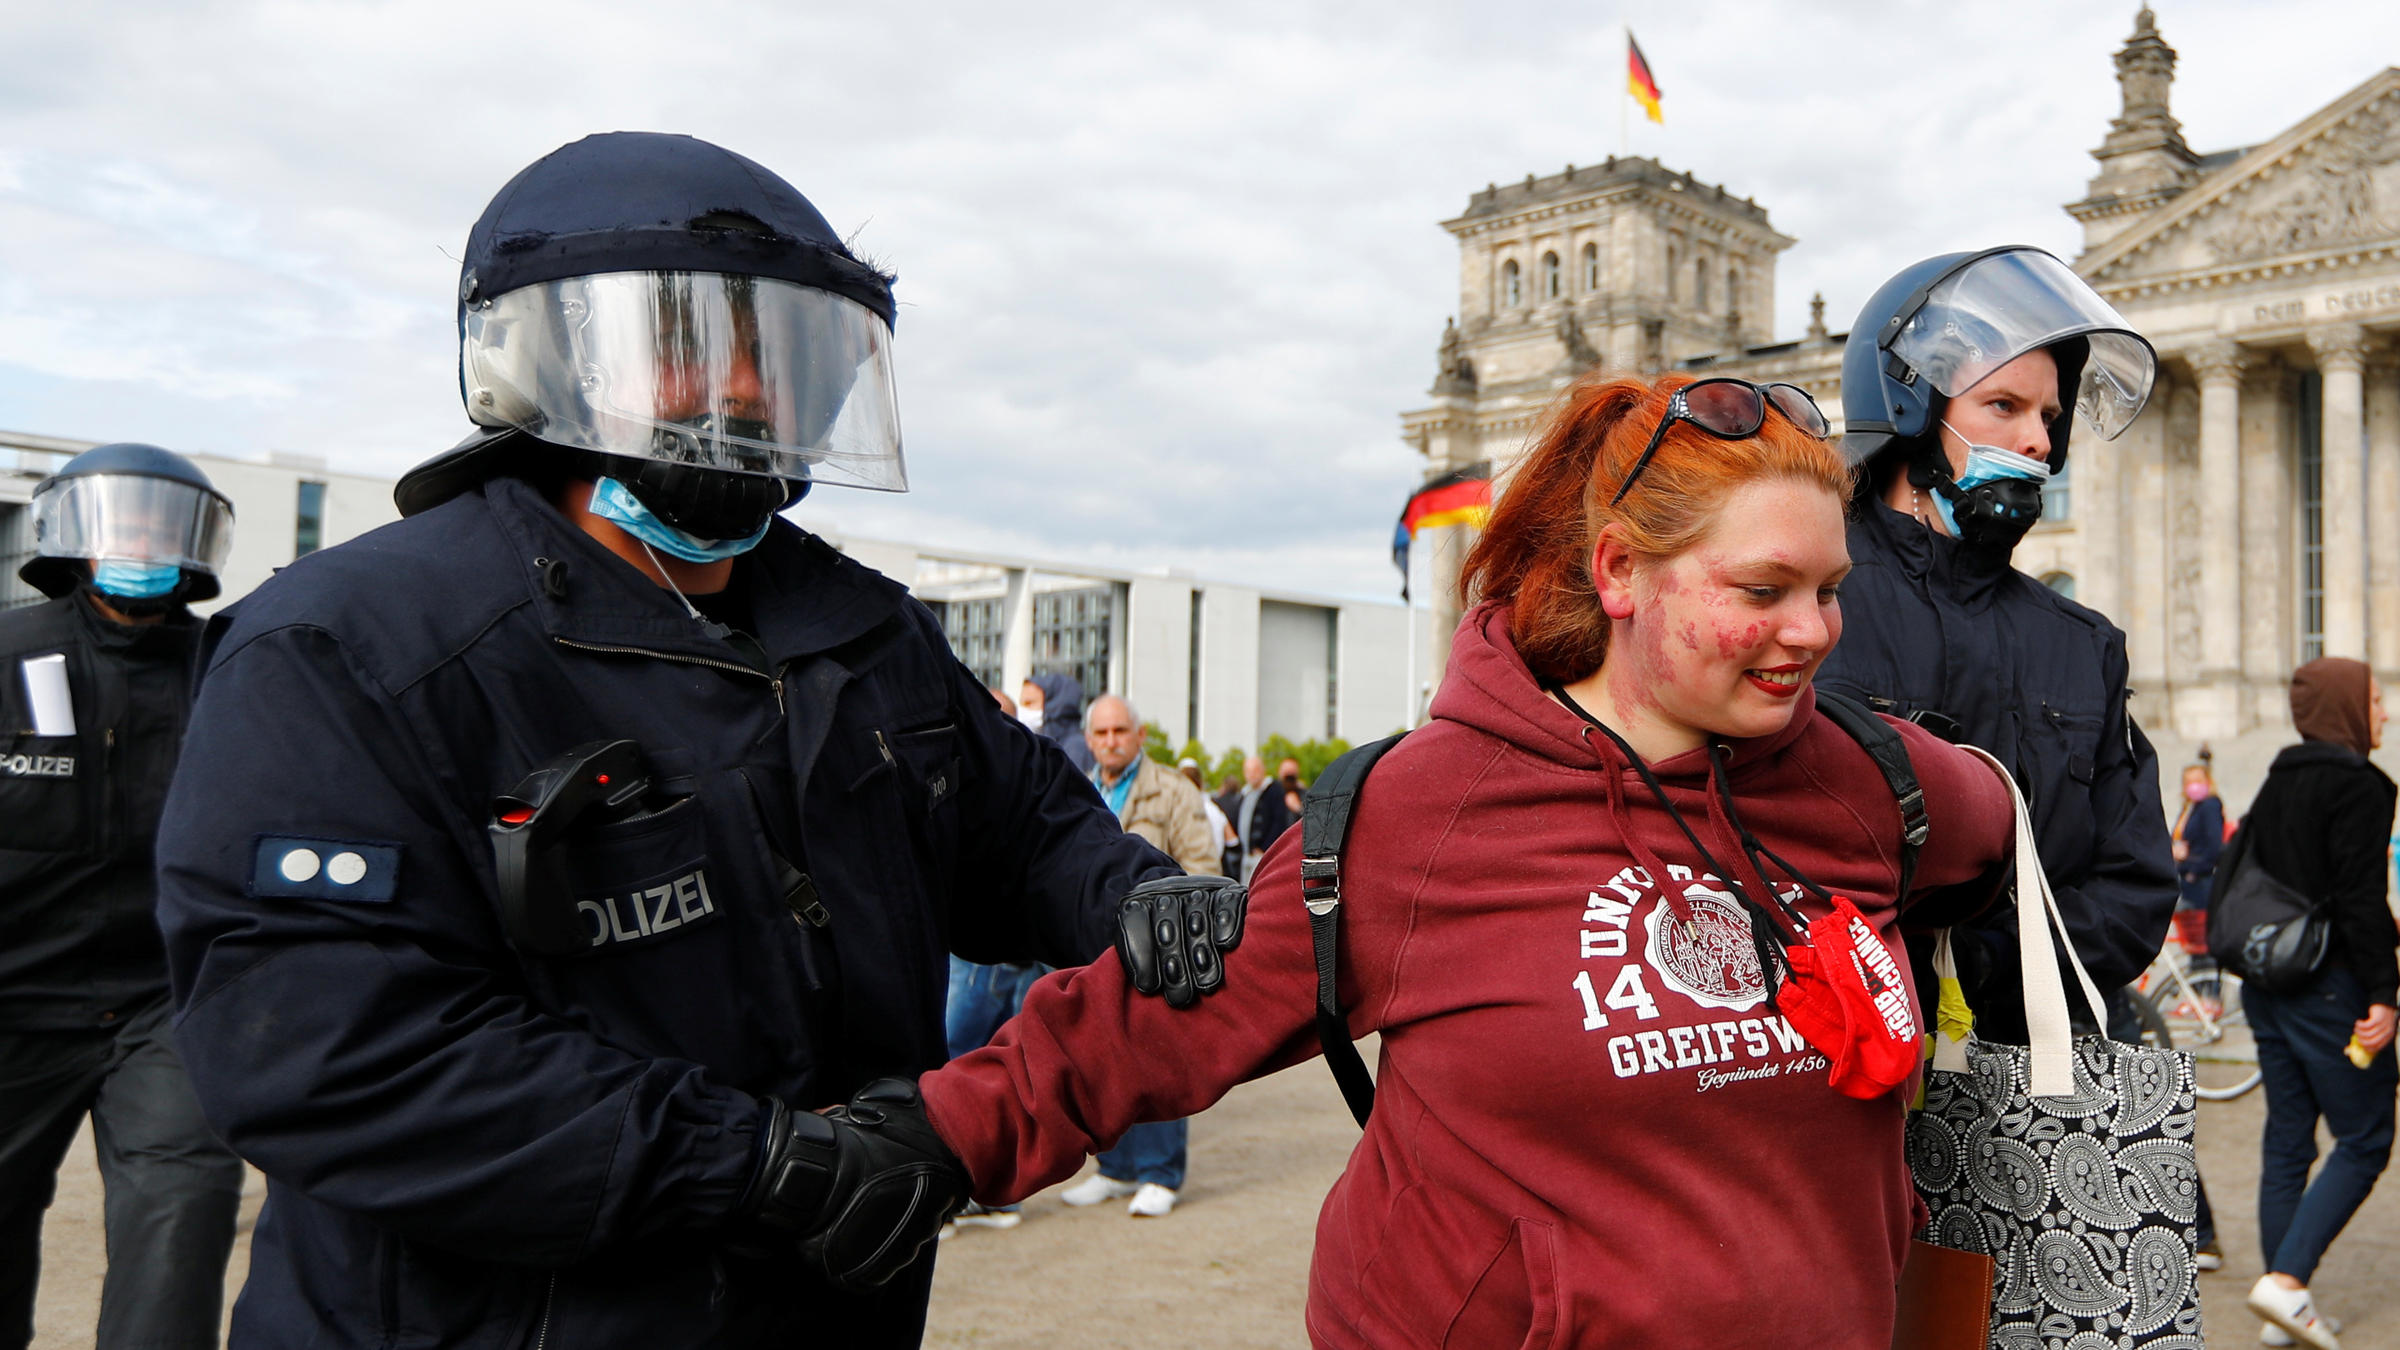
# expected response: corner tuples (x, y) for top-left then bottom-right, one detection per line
(78, 578), (187, 619)
(1910, 455), (2042, 564)
(611, 452), (804, 543)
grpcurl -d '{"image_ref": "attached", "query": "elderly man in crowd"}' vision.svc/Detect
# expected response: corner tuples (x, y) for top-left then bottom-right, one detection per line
(1058, 694), (1219, 1217)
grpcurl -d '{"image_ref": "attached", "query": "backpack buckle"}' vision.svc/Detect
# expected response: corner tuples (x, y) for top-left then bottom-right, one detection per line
(1300, 856), (1342, 915)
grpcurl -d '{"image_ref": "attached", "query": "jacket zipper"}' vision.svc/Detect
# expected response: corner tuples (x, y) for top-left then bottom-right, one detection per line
(873, 729), (897, 770)
(552, 637), (787, 714)
(531, 1273), (554, 1350)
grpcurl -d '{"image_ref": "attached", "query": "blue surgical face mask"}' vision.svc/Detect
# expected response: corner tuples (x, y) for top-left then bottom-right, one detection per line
(1933, 423), (2051, 537)
(588, 476), (771, 563)
(91, 560), (184, 598)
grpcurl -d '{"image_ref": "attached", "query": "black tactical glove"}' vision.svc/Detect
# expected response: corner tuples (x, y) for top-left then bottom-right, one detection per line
(748, 1078), (969, 1291)
(1116, 874), (1246, 1009)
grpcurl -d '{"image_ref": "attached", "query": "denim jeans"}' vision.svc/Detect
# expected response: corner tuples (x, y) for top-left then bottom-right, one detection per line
(944, 958), (1049, 1061)
(1097, 1119), (1188, 1190)
(944, 959), (1051, 1214)
(2247, 966), (2399, 1283)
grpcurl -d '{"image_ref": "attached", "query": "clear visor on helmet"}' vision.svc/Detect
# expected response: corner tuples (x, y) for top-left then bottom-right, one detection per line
(31, 474), (234, 575)
(1888, 249), (2157, 441)
(463, 271), (906, 492)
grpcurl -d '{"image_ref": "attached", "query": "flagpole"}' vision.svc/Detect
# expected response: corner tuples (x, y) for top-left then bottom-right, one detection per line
(1404, 552), (1419, 730)
(1619, 24), (1629, 160)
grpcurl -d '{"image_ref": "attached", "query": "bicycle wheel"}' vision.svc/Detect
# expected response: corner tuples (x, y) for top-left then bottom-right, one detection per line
(2147, 985), (2262, 1100)
(2131, 988), (2174, 1050)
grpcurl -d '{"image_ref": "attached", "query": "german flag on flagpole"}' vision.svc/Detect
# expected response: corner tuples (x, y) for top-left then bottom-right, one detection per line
(1628, 31), (1663, 124)
(1392, 462), (1493, 600)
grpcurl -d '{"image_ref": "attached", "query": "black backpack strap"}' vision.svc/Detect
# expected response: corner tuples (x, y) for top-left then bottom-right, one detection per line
(1299, 733), (1408, 1128)
(1813, 689), (1928, 899)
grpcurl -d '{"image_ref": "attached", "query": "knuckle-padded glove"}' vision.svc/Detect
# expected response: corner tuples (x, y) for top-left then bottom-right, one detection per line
(748, 1078), (969, 1292)
(1116, 874), (1246, 1009)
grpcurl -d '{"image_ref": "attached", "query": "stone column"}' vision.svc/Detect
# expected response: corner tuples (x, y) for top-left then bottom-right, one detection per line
(2365, 348), (2400, 679)
(2240, 359), (2290, 726)
(2309, 324), (2369, 659)
(2189, 341), (2247, 693)
(998, 566), (1035, 696)
(2117, 386), (2170, 709)
(2078, 378), (2124, 625)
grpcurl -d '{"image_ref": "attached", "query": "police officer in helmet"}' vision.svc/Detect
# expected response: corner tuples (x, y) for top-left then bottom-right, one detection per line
(1816, 246), (2177, 1042)
(155, 133), (1227, 1346)
(1, 445), (243, 1349)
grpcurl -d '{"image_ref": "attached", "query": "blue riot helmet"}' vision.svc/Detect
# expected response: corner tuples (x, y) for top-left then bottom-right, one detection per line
(395, 132), (906, 539)
(1840, 245), (2155, 478)
(22, 443), (235, 605)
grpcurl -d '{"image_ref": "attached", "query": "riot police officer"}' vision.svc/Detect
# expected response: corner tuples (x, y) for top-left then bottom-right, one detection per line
(1, 444), (243, 1349)
(153, 133), (1189, 1347)
(1816, 246), (2178, 1040)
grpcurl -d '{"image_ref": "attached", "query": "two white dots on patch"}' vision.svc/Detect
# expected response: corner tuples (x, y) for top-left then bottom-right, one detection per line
(280, 847), (370, 887)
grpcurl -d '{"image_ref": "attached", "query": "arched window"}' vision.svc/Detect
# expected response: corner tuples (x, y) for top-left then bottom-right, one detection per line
(1726, 266), (1740, 314)
(2040, 572), (2076, 601)
(1583, 242), (1601, 291)
(1542, 251), (1561, 300)
(1694, 261), (1709, 309)
(1501, 259), (1522, 308)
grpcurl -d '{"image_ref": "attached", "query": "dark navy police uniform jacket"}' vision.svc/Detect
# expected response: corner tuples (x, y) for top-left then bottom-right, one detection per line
(1816, 500), (2176, 1040)
(155, 476), (1174, 1348)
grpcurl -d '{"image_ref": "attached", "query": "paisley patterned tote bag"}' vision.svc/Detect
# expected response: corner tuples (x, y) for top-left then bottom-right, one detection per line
(1906, 748), (2205, 1349)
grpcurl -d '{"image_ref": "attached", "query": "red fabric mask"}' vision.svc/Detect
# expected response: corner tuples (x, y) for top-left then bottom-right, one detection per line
(1771, 896), (1919, 1100)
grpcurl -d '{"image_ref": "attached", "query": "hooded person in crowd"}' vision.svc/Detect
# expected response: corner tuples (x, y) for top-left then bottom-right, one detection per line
(1020, 671), (1095, 774)
(2236, 657), (2398, 1350)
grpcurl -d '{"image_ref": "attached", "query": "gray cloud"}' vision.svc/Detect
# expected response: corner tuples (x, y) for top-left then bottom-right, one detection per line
(3, 0), (2393, 600)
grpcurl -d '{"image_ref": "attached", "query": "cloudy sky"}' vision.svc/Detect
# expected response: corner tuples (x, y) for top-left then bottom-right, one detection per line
(4, 1), (2397, 601)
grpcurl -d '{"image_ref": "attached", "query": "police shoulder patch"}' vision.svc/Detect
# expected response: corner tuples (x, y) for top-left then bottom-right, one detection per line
(251, 836), (403, 903)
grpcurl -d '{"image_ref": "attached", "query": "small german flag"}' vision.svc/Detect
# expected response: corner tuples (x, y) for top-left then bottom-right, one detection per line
(1628, 32), (1663, 125)
(1392, 462), (1494, 600)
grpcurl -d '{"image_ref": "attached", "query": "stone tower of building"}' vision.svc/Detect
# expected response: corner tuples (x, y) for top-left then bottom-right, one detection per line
(1400, 157), (1794, 679)
(2067, 7), (2203, 252)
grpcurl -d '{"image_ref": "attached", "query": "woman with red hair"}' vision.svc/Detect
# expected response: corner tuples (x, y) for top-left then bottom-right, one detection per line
(836, 374), (2019, 1346)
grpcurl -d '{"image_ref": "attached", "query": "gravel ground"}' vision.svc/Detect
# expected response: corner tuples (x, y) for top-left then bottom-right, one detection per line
(31, 1051), (2400, 1348)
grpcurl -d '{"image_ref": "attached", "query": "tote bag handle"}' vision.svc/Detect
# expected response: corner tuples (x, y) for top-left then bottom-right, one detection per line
(1953, 745), (2109, 1098)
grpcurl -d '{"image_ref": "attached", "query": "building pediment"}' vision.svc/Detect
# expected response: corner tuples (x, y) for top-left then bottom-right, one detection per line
(2081, 68), (2400, 290)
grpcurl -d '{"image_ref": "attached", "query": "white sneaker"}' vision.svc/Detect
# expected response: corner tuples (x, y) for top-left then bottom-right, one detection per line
(1059, 1174), (1139, 1207)
(951, 1201), (1021, 1230)
(2265, 1315), (2344, 1346)
(2249, 1276), (2341, 1350)
(1128, 1182), (1178, 1217)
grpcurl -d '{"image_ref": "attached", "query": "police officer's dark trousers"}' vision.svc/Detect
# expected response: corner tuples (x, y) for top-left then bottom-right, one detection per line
(0, 996), (242, 1350)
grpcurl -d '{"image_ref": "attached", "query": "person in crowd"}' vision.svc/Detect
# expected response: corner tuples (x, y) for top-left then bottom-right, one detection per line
(150, 132), (1184, 1348)
(1816, 246), (2177, 1043)
(1056, 695), (1220, 1217)
(1232, 754), (1295, 881)
(2238, 658), (2397, 1350)
(785, 372), (2020, 1346)
(2170, 762), (2225, 973)
(0, 445), (245, 1350)
(1020, 671), (1094, 773)
(1278, 757), (1306, 818)
(1213, 769), (1243, 821)
(1183, 758), (1239, 881)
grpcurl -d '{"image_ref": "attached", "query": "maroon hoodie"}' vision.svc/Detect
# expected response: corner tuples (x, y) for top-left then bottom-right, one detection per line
(921, 603), (2011, 1349)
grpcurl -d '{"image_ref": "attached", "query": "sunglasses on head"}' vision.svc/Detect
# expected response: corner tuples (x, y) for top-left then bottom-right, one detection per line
(1609, 378), (1832, 506)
